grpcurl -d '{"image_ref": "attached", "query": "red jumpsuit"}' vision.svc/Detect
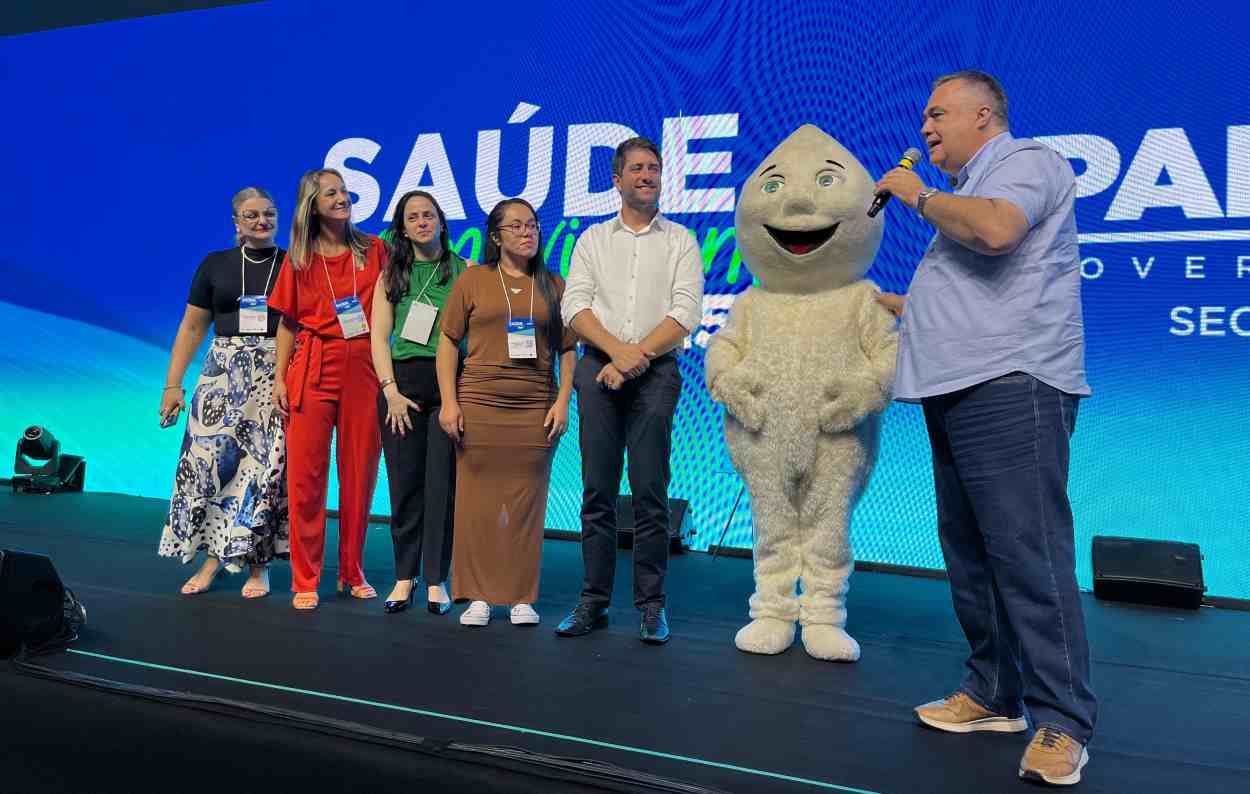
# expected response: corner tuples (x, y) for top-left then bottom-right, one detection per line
(268, 237), (385, 593)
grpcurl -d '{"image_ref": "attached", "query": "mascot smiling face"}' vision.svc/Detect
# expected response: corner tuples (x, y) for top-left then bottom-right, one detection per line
(735, 124), (884, 294)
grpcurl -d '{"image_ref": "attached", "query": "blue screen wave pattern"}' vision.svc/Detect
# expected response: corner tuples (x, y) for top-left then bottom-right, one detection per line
(1, 0), (1247, 597)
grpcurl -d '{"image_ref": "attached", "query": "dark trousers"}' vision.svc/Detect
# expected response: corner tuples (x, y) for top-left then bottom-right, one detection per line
(575, 347), (681, 609)
(377, 357), (455, 584)
(922, 372), (1097, 744)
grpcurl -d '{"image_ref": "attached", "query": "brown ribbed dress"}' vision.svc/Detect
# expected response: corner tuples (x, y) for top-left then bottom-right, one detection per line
(440, 265), (574, 605)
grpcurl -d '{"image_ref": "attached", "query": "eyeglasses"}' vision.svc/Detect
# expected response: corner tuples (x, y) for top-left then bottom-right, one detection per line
(236, 209), (278, 222)
(498, 221), (539, 235)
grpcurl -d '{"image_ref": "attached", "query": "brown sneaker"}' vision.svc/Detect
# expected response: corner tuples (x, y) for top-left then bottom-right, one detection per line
(914, 691), (1028, 733)
(1019, 726), (1089, 786)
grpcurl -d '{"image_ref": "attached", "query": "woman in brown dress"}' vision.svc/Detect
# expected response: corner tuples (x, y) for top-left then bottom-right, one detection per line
(436, 198), (576, 627)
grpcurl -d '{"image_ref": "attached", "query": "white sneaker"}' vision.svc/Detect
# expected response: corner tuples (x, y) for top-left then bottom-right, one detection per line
(459, 600), (491, 626)
(510, 604), (540, 625)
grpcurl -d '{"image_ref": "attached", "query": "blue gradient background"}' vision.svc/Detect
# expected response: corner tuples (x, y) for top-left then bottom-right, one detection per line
(2, 1), (1247, 596)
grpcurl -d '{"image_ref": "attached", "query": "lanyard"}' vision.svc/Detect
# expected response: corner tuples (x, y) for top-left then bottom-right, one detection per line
(497, 264), (534, 325)
(320, 248), (359, 302)
(413, 261), (440, 304)
(240, 246), (278, 298)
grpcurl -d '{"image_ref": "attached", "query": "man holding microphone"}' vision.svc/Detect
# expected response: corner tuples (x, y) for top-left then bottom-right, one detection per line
(875, 70), (1096, 787)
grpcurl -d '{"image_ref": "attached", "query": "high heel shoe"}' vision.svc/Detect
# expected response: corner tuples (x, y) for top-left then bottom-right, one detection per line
(384, 589), (415, 614)
(427, 583), (451, 615)
(337, 579), (377, 599)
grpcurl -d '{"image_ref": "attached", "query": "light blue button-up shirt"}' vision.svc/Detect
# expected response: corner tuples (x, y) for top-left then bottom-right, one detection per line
(894, 132), (1090, 401)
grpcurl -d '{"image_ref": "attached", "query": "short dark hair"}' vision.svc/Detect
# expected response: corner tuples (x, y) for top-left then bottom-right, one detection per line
(612, 136), (662, 176)
(933, 69), (1008, 124)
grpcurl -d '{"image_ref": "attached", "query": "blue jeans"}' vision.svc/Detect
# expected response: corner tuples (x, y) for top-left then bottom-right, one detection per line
(922, 373), (1097, 744)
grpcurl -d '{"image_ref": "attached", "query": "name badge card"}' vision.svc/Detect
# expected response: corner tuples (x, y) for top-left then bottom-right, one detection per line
(400, 301), (438, 344)
(507, 318), (537, 359)
(238, 295), (269, 334)
(334, 296), (369, 338)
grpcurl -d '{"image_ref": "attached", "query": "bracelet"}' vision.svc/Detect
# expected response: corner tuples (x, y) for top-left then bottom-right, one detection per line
(163, 385), (184, 392)
(379, 377), (396, 389)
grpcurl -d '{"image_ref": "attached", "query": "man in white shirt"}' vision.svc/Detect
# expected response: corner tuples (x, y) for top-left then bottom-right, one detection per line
(555, 137), (704, 644)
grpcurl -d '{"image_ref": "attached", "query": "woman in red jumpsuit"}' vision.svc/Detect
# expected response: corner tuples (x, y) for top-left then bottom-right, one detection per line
(270, 168), (386, 610)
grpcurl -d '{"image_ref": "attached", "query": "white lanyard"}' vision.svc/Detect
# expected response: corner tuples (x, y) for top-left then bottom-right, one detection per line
(321, 248), (359, 301)
(397, 261), (443, 344)
(239, 246), (278, 298)
(413, 261), (440, 305)
(320, 247), (369, 338)
(497, 264), (534, 325)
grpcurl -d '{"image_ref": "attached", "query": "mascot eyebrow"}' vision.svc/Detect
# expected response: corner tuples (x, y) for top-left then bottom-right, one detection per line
(825, 160), (845, 168)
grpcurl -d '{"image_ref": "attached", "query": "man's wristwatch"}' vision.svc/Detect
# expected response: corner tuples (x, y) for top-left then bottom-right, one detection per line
(916, 187), (939, 218)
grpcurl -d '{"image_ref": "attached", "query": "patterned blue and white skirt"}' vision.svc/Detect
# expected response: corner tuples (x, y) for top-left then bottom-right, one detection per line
(158, 335), (289, 572)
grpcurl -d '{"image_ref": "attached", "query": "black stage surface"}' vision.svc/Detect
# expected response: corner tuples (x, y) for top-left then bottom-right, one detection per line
(2, 492), (1248, 793)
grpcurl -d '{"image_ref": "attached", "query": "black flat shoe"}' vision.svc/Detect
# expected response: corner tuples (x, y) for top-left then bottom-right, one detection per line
(555, 602), (609, 637)
(640, 605), (670, 644)
(427, 599), (451, 615)
(384, 590), (415, 614)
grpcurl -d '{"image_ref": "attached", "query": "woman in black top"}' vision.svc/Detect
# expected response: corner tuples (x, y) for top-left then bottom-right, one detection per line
(157, 187), (290, 598)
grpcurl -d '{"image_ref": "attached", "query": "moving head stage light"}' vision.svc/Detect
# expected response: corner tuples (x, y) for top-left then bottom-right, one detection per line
(12, 426), (85, 494)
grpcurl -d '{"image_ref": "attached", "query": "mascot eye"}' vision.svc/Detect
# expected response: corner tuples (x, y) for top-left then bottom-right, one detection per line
(816, 170), (845, 188)
(762, 179), (784, 194)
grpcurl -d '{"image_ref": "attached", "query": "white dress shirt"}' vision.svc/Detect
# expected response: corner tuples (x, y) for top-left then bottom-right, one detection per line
(560, 212), (704, 346)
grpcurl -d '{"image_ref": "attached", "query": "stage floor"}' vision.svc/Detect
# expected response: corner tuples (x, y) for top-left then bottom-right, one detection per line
(2, 492), (1248, 793)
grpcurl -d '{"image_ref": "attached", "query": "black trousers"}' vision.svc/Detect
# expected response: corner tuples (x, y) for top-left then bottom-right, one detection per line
(377, 357), (455, 584)
(574, 347), (681, 609)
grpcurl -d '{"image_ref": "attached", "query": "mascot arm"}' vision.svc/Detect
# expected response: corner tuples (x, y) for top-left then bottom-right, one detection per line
(706, 293), (767, 432)
(857, 283), (900, 399)
(818, 284), (899, 434)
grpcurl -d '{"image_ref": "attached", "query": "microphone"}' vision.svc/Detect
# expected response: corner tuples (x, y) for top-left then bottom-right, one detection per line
(867, 147), (924, 217)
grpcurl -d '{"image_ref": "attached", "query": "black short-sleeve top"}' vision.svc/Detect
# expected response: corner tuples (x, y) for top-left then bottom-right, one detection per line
(186, 245), (286, 336)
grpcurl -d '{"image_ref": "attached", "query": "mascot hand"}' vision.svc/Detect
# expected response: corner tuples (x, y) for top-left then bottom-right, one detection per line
(714, 366), (768, 432)
(818, 375), (883, 434)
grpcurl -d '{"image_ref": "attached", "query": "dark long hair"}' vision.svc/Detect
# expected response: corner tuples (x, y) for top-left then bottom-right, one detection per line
(383, 190), (453, 304)
(483, 198), (562, 363)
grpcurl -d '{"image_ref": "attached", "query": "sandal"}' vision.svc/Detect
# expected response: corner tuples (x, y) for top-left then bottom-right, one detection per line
(292, 591), (320, 610)
(337, 579), (377, 599)
(180, 565), (222, 595)
(241, 568), (270, 599)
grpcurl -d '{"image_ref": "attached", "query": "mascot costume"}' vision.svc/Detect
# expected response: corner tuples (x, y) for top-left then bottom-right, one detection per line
(706, 124), (898, 662)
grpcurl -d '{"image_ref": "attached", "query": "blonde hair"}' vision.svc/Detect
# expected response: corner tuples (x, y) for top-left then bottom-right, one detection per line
(231, 186), (276, 245)
(287, 168), (372, 271)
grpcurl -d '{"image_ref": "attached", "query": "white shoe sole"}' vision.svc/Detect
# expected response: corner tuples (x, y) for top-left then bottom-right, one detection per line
(1019, 747), (1089, 785)
(460, 604), (491, 626)
(916, 711), (1028, 733)
(511, 614), (540, 625)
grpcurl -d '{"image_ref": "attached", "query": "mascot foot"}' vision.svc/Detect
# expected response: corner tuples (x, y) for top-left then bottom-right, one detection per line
(801, 624), (861, 662)
(734, 618), (796, 655)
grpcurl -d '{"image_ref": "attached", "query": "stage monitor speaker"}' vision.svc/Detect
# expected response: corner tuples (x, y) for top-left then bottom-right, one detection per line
(1091, 536), (1205, 609)
(0, 549), (84, 658)
(615, 497), (692, 554)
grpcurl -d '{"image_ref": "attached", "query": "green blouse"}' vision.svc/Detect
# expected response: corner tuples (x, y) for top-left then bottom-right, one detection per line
(390, 251), (468, 360)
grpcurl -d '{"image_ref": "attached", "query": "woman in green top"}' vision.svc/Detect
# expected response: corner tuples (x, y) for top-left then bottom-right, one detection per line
(369, 190), (468, 614)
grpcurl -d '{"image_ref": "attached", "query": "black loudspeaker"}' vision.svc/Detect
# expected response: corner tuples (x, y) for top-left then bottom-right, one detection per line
(0, 549), (85, 658)
(1092, 536), (1206, 609)
(615, 497), (692, 554)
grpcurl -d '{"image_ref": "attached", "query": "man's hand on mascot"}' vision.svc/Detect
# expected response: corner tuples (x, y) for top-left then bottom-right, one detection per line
(713, 366), (767, 432)
(595, 363), (626, 390)
(611, 343), (650, 378)
(874, 168), (925, 209)
(876, 292), (907, 317)
(818, 375), (881, 434)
